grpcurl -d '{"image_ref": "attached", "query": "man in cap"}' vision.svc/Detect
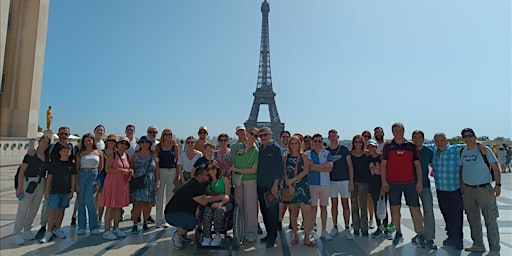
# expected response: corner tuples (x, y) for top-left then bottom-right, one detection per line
(230, 125), (247, 160)
(459, 128), (501, 255)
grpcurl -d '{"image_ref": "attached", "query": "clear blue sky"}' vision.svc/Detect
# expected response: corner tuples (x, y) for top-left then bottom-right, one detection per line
(40, 0), (511, 141)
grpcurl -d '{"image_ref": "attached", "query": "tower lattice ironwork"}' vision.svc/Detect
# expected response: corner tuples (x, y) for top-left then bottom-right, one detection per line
(245, 0), (284, 141)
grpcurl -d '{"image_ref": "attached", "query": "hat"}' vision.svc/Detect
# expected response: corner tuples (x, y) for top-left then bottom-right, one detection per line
(461, 128), (475, 136)
(117, 136), (130, 145)
(198, 126), (208, 134)
(107, 134), (117, 141)
(235, 125), (246, 132)
(367, 139), (378, 146)
(138, 136), (151, 143)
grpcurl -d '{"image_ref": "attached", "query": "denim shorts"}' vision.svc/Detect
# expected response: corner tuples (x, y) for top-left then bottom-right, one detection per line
(165, 212), (197, 231)
(48, 193), (70, 209)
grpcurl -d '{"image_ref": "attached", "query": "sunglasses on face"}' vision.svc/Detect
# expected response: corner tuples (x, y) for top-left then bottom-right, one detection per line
(126, 129), (135, 132)
(354, 140), (364, 144)
(59, 133), (70, 136)
(164, 133), (172, 136)
(119, 141), (130, 146)
(219, 139), (228, 142)
(363, 135), (371, 138)
(186, 141), (195, 144)
(107, 139), (116, 143)
(147, 131), (158, 134)
(462, 134), (475, 139)
(139, 140), (151, 144)
(206, 166), (217, 171)
(249, 132), (259, 138)
(199, 131), (207, 135)
(258, 133), (270, 138)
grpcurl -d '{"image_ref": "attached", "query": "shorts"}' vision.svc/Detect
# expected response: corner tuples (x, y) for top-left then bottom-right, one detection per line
(165, 212), (197, 231)
(310, 185), (330, 206)
(48, 193), (70, 209)
(388, 183), (420, 207)
(329, 180), (350, 198)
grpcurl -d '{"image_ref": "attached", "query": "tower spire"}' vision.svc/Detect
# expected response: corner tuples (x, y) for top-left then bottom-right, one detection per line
(245, 0), (284, 141)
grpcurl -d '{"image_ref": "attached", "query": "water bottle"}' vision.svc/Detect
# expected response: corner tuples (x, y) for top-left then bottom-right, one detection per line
(17, 192), (24, 200)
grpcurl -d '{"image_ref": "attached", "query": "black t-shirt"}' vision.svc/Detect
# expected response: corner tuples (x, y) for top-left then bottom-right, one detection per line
(22, 154), (49, 177)
(368, 155), (382, 190)
(326, 145), (350, 181)
(48, 160), (76, 194)
(165, 178), (207, 214)
(351, 154), (371, 183)
(194, 156), (211, 168)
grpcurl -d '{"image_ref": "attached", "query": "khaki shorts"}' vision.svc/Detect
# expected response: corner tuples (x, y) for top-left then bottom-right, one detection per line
(310, 185), (330, 206)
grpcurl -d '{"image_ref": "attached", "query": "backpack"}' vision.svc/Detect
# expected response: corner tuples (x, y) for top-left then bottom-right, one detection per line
(460, 147), (494, 181)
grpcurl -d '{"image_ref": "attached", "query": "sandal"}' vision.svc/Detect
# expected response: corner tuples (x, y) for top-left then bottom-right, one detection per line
(291, 237), (299, 245)
(304, 241), (318, 248)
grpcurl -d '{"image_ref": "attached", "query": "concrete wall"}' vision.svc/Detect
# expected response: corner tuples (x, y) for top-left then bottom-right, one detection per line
(0, 137), (35, 166)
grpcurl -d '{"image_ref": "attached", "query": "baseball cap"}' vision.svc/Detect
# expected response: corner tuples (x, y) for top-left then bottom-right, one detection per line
(198, 126), (208, 134)
(367, 139), (378, 146)
(235, 125), (245, 132)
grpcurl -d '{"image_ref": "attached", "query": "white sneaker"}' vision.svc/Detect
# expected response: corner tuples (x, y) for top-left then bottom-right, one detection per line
(173, 233), (183, 249)
(12, 234), (24, 245)
(23, 231), (35, 240)
(160, 223), (170, 228)
(114, 228), (126, 237)
(91, 229), (100, 235)
(77, 229), (86, 235)
(329, 227), (339, 237)
(40, 231), (53, 243)
(210, 236), (221, 247)
(321, 230), (333, 241)
(201, 237), (211, 246)
(103, 230), (117, 240)
(53, 228), (66, 239)
(344, 229), (354, 240)
(309, 230), (316, 239)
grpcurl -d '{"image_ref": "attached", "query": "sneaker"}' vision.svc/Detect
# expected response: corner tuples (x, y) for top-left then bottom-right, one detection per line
(35, 226), (46, 240)
(160, 223), (170, 228)
(77, 229), (86, 235)
(344, 229), (354, 240)
(114, 228), (126, 237)
(12, 234), (24, 245)
(147, 216), (155, 224)
(388, 223), (396, 232)
(53, 228), (66, 239)
(23, 231), (35, 240)
(392, 232), (403, 245)
(266, 238), (277, 248)
(329, 226), (339, 237)
(411, 235), (418, 244)
(103, 230), (117, 240)
(39, 231), (53, 243)
(464, 245), (486, 252)
(362, 230), (369, 237)
(444, 237), (463, 250)
(371, 229), (382, 239)
(354, 229), (360, 236)
(201, 237), (212, 246)
(369, 220), (375, 229)
(321, 230), (333, 241)
(383, 230), (393, 240)
(210, 236), (221, 247)
(70, 216), (77, 227)
(487, 251), (501, 256)
(173, 233), (183, 249)
(415, 234), (427, 248)
(142, 223), (149, 231)
(425, 240), (438, 250)
(131, 225), (138, 234)
(91, 229), (100, 235)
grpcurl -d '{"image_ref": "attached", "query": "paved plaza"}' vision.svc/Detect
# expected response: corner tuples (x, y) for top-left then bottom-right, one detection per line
(0, 165), (511, 256)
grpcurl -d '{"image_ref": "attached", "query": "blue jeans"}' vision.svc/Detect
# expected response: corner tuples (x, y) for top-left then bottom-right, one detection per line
(77, 170), (99, 231)
(166, 212), (196, 231)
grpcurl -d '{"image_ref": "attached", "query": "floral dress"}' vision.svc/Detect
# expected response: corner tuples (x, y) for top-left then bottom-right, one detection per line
(283, 155), (311, 205)
(130, 153), (156, 206)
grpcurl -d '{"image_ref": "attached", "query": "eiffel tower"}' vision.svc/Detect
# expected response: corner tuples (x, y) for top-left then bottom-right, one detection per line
(245, 0), (284, 141)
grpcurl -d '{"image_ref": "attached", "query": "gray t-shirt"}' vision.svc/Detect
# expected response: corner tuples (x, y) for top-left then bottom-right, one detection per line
(459, 146), (497, 185)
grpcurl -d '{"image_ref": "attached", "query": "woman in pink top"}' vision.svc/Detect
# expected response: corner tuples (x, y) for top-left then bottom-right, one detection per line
(101, 136), (133, 240)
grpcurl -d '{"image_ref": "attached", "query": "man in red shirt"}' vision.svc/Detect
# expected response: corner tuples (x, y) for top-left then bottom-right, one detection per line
(380, 123), (426, 247)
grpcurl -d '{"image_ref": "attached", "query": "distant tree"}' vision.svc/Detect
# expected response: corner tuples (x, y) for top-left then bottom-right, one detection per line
(494, 136), (505, 142)
(449, 136), (463, 145)
(478, 136), (489, 141)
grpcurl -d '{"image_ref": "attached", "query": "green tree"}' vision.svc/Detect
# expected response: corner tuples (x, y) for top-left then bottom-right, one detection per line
(449, 136), (463, 145)
(478, 136), (489, 141)
(494, 137), (505, 142)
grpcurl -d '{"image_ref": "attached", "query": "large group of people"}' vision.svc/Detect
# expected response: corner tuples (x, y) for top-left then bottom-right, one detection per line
(11, 123), (503, 256)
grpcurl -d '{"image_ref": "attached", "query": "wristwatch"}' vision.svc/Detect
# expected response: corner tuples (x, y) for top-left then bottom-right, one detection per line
(496, 183), (502, 187)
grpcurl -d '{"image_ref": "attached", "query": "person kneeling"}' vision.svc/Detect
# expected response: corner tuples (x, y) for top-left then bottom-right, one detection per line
(165, 165), (229, 249)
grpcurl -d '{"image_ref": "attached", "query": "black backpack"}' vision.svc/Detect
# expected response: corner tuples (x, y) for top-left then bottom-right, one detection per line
(460, 147), (494, 181)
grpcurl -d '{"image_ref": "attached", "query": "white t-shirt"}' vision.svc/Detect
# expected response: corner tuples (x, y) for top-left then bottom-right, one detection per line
(178, 151), (203, 173)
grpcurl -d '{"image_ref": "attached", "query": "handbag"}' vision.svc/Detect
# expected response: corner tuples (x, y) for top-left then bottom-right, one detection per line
(280, 155), (299, 202)
(130, 154), (153, 191)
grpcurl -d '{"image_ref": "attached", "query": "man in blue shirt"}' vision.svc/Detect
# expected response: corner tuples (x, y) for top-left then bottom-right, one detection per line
(459, 128), (501, 255)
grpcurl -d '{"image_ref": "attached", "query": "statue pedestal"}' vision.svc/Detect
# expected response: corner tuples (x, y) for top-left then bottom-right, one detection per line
(43, 130), (54, 143)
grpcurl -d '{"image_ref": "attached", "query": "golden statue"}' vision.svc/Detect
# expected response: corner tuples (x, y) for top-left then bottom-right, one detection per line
(46, 106), (53, 130)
